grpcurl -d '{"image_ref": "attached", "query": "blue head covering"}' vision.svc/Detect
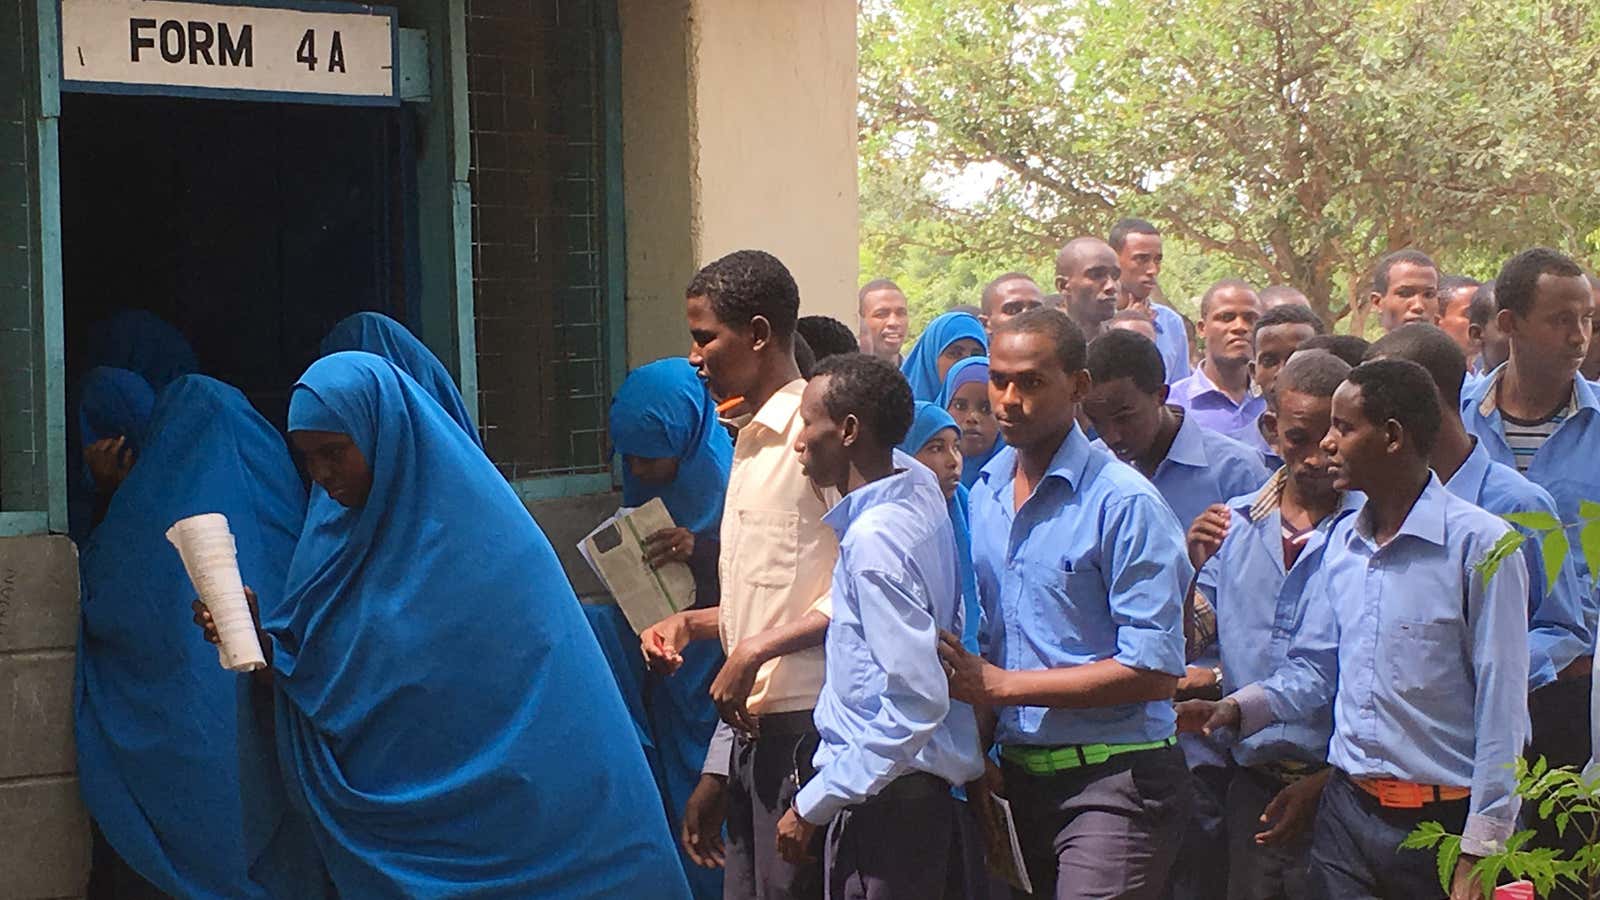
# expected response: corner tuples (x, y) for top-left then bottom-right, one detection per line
(900, 311), (988, 401)
(318, 311), (480, 446)
(272, 352), (688, 898)
(86, 310), (199, 390)
(937, 355), (1005, 487)
(897, 402), (980, 652)
(75, 376), (307, 899)
(76, 367), (157, 491)
(608, 358), (733, 536)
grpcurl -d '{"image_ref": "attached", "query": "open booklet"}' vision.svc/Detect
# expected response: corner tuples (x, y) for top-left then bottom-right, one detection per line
(977, 792), (1033, 894)
(577, 497), (697, 634)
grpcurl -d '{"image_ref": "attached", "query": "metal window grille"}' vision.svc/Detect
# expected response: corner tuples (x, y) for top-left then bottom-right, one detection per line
(466, 0), (612, 482)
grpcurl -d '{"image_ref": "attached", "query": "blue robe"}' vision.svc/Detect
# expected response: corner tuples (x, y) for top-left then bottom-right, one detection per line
(274, 351), (689, 898)
(937, 355), (1005, 488)
(318, 311), (480, 446)
(898, 402), (981, 653)
(901, 311), (988, 401)
(75, 375), (307, 899)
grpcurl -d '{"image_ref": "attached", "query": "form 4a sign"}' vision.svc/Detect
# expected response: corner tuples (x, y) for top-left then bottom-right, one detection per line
(60, 0), (399, 106)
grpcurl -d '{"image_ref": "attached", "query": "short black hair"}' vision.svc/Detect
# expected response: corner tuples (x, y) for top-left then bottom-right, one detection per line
(1366, 323), (1468, 410)
(1087, 329), (1165, 394)
(994, 307), (1087, 375)
(858, 278), (903, 302)
(1438, 274), (1481, 297)
(1275, 350), (1351, 400)
(1495, 247), (1585, 318)
(812, 353), (915, 448)
(1199, 278), (1258, 318)
(1371, 249), (1438, 295)
(687, 250), (799, 337)
(1254, 303), (1325, 337)
(796, 315), (859, 361)
(794, 332), (816, 379)
(1108, 218), (1159, 252)
(1468, 283), (1497, 327)
(980, 272), (1038, 312)
(1345, 358), (1443, 457)
(1298, 334), (1370, 368)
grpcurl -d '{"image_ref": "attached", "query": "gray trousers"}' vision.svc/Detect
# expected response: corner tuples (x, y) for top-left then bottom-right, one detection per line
(1223, 768), (1313, 900)
(724, 713), (825, 900)
(822, 772), (960, 900)
(1004, 744), (1193, 900)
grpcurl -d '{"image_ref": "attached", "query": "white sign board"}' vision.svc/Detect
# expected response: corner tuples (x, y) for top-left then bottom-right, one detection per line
(60, 0), (398, 105)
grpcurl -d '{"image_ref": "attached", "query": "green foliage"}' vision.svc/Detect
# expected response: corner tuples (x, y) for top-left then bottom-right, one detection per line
(860, 0), (1600, 328)
(1406, 757), (1600, 898)
(1479, 505), (1600, 588)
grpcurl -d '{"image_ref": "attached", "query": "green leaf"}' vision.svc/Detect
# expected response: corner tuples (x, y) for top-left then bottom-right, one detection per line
(1578, 521), (1600, 585)
(1540, 530), (1571, 594)
(1477, 530), (1527, 583)
(1505, 510), (1563, 532)
(1435, 834), (1462, 894)
(1577, 499), (1600, 522)
(1401, 820), (1447, 850)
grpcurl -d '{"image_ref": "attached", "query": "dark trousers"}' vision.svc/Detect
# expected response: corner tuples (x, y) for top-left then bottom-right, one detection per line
(87, 821), (171, 900)
(1004, 744), (1193, 900)
(725, 712), (825, 900)
(1165, 763), (1230, 900)
(1307, 771), (1468, 900)
(822, 772), (961, 900)
(1527, 674), (1594, 900)
(1223, 768), (1313, 900)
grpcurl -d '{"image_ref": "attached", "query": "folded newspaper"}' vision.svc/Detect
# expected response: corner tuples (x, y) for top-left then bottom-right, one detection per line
(577, 497), (697, 634)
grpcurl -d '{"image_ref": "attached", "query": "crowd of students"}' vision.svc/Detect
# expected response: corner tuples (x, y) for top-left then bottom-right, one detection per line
(68, 218), (1600, 900)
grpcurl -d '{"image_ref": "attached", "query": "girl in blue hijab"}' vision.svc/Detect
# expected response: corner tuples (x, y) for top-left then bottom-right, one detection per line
(319, 311), (480, 446)
(900, 310), (987, 401)
(77, 375), (307, 899)
(85, 309), (200, 391)
(266, 351), (688, 898)
(603, 358), (733, 899)
(938, 355), (1004, 487)
(73, 367), (157, 540)
(897, 402), (980, 654)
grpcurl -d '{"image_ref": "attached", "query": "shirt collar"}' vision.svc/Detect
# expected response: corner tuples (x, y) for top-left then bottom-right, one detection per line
(1351, 472), (1448, 549)
(980, 424), (1091, 499)
(746, 379), (807, 436)
(1164, 407), (1209, 468)
(1186, 363), (1257, 403)
(1444, 438), (1492, 501)
(1242, 467), (1362, 524)
(1475, 364), (1590, 419)
(822, 449), (922, 535)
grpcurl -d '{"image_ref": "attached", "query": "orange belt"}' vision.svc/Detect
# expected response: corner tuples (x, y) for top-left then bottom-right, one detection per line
(1354, 777), (1470, 809)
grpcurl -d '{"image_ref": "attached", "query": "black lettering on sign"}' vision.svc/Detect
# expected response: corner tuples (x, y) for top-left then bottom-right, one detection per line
(188, 21), (214, 65)
(296, 28), (317, 70)
(218, 23), (252, 67)
(159, 19), (184, 63)
(129, 18), (157, 62)
(327, 30), (345, 73)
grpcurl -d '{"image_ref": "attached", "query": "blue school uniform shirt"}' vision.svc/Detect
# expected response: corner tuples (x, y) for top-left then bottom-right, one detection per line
(1198, 473), (1363, 768)
(1443, 438), (1590, 689)
(1094, 408), (1271, 529)
(1233, 475), (1530, 857)
(1168, 364), (1267, 448)
(970, 426), (1191, 747)
(796, 452), (986, 823)
(1462, 367), (1600, 631)
(1151, 303), (1192, 385)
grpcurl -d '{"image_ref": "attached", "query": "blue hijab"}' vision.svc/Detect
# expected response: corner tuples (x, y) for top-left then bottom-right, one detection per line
(86, 310), (199, 390)
(319, 311), (480, 446)
(608, 358), (733, 536)
(76, 367), (156, 491)
(75, 376), (307, 899)
(273, 352), (688, 899)
(901, 311), (987, 401)
(898, 402), (981, 653)
(938, 355), (1005, 487)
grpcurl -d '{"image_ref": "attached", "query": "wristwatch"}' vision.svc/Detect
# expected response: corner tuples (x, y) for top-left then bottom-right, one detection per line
(1210, 665), (1224, 693)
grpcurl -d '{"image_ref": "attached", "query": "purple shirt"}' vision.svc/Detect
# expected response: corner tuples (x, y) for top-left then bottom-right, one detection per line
(1168, 364), (1266, 448)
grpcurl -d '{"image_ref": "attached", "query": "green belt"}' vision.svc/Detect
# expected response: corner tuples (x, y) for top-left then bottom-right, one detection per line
(1002, 736), (1177, 775)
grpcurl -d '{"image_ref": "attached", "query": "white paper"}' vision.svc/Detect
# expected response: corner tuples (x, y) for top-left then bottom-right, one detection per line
(166, 513), (266, 673)
(578, 497), (696, 634)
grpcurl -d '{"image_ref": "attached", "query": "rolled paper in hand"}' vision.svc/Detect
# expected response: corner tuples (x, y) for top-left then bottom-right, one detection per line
(166, 513), (266, 672)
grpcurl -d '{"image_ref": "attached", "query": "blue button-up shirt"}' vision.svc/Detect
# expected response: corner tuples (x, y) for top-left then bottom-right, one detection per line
(1096, 409), (1271, 530)
(1463, 367), (1600, 631)
(1444, 439), (1591, 690)
(971, 426), (1190, 747)
(1234, 475), (1529, 856)
(796, 452), (985, 824)
(1168, 364), (1267, 448)
(1200, 475), (1363, 768)
(1152, 303), (1192, 385)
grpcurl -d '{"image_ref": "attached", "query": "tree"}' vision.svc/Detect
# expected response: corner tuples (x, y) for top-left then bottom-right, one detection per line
(860, 0), (1600, 325)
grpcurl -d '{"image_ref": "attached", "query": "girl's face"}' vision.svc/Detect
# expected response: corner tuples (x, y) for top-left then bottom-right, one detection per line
(914, 428), (963, 500)
(291, 430), (373, 507)
(626, 455), (680, 485)
(947, 381), (998, 459)
(936, 338), (986, 384)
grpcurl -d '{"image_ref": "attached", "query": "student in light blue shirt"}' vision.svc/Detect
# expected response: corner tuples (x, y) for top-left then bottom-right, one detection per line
(1190, 358), (1529, 900)
(1186, 350), (1360, 900)
(936, 308), (1193, 899)
(1109, 217), (1191, 384)
(1248, 304), (1326, 463)
(774, 354), (984, 898)
(1168, 280), (1267, 447)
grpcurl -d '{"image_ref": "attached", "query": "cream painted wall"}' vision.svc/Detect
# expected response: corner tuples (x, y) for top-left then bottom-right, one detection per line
(618, 0), (859, 368)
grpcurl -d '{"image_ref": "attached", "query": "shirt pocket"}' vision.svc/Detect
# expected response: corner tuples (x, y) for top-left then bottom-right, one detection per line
(1022, 559), (1110, 658)
(1388, 619), (1463, 705)
(733, 509), (800, 589)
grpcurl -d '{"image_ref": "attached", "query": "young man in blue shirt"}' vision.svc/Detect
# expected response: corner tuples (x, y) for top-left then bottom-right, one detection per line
(1190, 358), (1530, 900)
(1168, 281), (1267, 448)
(937, 307), (1194, 899)
(1109, 218), (1191, 385)
(1181, 350), (1360, 900)
(774, 353), (984, 898)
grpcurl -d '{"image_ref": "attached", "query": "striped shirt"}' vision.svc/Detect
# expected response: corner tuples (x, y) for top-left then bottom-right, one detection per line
(1479, 371), (1578, 472)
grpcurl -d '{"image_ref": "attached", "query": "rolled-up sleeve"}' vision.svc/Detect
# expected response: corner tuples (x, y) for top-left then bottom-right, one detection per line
(1103, 496), (1189, 677)
(1462, 533), (1530, 857)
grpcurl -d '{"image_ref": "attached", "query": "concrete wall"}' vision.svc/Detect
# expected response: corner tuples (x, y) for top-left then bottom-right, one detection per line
(0, 536), (89, 899)
(619, 0), (860, 368)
